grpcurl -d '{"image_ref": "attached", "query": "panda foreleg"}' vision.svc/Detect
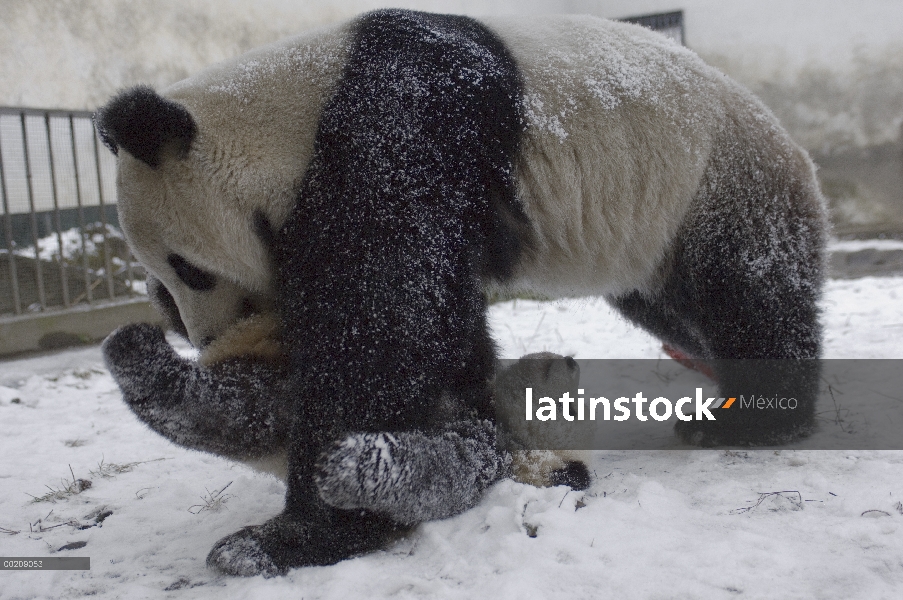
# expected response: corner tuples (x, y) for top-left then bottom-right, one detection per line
(313, 419), (503, 525)
(102, 323), (291, 460)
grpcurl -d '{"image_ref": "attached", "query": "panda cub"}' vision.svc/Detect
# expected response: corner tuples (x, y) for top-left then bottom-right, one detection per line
(102, 318), (589, 530)
(97, 9), (827, 576)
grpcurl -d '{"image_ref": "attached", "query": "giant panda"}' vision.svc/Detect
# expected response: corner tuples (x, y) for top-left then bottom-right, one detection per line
(96, 9), (827, 576)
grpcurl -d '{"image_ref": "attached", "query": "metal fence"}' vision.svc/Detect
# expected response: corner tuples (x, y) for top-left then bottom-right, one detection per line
(622, 11), (685, 45)
(0, 107), (142, 317)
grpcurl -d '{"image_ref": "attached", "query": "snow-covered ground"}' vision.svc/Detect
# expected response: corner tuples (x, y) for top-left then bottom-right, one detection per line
(1, 275), (902, 599)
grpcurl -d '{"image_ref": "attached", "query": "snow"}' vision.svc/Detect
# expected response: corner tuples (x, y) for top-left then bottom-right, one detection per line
(8, 224), (125, 264)
(830, 238), (903, 253)
(2, 275), (903, 598)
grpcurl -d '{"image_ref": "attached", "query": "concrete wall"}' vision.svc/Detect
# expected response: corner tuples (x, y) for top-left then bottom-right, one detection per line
(3, 0), (900, 235)
(0, 298), (161, 357)
(595, 0), (903, 236)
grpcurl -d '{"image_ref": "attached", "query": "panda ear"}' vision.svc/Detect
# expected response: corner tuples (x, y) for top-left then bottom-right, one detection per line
(94, 86), (197, 169)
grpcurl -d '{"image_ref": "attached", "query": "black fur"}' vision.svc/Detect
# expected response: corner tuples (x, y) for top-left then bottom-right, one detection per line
(548, 461), (592, 491)
(146, 275), (189, 340)
(101, 323), (291, 460)
(611, 115), (825, 447)
(94, 86), (197, 169)
(206, 509), (401, 578)
(212, 10), (527, 573)
(167, 253), (217, 291)
(253, 210), (276, 250)
(314, 421), (503, 525)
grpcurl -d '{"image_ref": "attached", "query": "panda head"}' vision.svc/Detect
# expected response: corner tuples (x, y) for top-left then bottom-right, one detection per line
(95, 86), (290, 349)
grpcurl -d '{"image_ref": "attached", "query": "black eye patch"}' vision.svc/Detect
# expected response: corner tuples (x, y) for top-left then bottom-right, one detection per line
(253, 209), (275, 249)
(146, 275), (190, 340)
(167, 253), (217, 291)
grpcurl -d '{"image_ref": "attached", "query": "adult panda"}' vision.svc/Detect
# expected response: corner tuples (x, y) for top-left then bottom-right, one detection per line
(96, 9), (827, 576)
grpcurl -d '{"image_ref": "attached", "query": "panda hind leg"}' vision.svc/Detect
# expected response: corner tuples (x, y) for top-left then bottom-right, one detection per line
(611, 245), (822, 446)
(670, 223), (821, 446)
(610, 290), (707, 361)
(671, 265), (821, 447)
(206, 502), (401, 577)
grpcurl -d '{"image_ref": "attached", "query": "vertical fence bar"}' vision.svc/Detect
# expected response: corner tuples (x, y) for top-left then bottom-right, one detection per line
(46, 113), (70, 308)
(21, 112), (47, 310)
(1, 106), (143, 317)
(0, 122), (22, 314)
(92, 125), (115, 300)
(125, 248), (135, 297)
(69, 114), (93, 305)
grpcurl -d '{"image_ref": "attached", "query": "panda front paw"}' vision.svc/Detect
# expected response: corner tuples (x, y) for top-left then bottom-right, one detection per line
(102, 323), (181, 393)
(207, 524), (283, 578)
(102, 323), (170, 372)
(102, 323), (190, 411)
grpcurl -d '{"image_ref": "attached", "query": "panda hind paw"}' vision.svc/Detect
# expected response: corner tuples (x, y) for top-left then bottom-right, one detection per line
(548, 460), (592, 491)
(206, 510), (399, 576)
(207, 524), (283, 578)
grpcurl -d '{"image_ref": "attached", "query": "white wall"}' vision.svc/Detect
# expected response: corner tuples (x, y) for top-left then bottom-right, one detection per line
(595, 0), (903, 155)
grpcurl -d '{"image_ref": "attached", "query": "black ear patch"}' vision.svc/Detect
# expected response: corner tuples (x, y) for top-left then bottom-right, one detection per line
(253, 210), (276, 250)
(94, 86), (197, 168)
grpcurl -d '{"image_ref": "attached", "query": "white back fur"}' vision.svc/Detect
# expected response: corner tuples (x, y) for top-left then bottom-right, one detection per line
(113, 15), (818, 347)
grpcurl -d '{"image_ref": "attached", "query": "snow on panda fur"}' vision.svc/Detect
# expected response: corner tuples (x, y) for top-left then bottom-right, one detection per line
(96, 9), (827, 575)
(101, 318), (589, 542)
(139, 285), (592, 486)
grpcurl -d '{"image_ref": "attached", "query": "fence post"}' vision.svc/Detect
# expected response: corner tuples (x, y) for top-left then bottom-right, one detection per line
(21, 112), (47, 311)
(91, 123), (115, 300)
(0, 131), (22, 315)
(69, 113), (94, 305)
(46, 112), (70, 308)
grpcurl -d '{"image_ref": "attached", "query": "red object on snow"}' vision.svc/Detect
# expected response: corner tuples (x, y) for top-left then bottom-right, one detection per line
(661, 343), (717, 381)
